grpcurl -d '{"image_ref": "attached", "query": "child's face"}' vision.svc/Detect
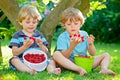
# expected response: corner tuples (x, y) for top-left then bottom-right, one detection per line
(64, 18), (81, 35)
(20, 16), (38, 34)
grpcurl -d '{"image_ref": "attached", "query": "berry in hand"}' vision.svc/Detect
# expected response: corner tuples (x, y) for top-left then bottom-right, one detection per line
(30, 37), (36, 41)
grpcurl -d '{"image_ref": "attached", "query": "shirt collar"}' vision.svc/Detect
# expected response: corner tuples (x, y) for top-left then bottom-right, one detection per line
(18, 30), (39, 37)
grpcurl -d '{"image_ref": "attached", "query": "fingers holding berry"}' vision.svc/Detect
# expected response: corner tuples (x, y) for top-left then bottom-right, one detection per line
(36, 38), (43, 45)
(69, 33), (84, 43)
(87, 34), (95, 45)
(23, 36), (35, 48)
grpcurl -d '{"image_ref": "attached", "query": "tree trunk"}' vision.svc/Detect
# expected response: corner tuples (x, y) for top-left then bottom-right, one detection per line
(74, 0), (90, 16)
(40, 0), (90, 52)
(0, 0), (22, 30)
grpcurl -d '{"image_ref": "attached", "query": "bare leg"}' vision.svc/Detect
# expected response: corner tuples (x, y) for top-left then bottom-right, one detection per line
(93, 52), (115, 75)
(11, 58), (36, 75)
(47, 60), (61, 75)
(53, 51), (87, 76)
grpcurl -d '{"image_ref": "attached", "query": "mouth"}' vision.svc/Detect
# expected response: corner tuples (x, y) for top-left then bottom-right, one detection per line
(28, 27), (34, 30)
(71, 30), (76, 32)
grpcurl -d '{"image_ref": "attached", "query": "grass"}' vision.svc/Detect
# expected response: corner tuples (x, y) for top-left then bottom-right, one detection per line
(0, 40), (120, 80)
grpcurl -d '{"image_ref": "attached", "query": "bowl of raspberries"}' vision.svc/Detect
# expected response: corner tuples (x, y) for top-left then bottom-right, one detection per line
(23, 49), (47, 72)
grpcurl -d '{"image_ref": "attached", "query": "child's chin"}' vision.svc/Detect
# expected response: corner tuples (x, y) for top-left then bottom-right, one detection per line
(28, 30), (35, 33)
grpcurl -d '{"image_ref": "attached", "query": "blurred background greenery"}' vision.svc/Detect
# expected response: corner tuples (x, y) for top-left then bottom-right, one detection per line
(0, 0), (120, 43)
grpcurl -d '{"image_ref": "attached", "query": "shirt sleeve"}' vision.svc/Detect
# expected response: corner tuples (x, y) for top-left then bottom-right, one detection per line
(57, 34), (69, 51)
(9, 32), (20, 48)
(82, 31), (89, 47)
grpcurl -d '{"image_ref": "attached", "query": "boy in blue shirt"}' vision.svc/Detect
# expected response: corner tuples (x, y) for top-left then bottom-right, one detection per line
(52, 7), (115, 76)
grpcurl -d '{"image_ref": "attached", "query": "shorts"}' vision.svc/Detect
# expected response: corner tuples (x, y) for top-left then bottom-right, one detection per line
(46, 57), (52, 65)
(9, 56), (23, 70)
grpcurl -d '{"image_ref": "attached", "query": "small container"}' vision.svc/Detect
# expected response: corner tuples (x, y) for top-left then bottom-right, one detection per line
(23, 49), (47, 72)
(74, 54), (94, 72)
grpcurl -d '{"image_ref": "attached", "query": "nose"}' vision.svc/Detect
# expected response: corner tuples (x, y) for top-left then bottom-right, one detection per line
(71, 23), (75, 28)
(30, 22), (34, 25)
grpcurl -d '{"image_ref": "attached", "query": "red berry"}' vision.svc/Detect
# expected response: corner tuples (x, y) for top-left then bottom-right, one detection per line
(69, 35), (72, 38)
(24, 53), (46, 63)
(24, 36), (26, 40)
(78, 34), (81, 37)
(81, 36), (84, 42)
(74, 34), (77, 37)
(30, 37), (36, 41)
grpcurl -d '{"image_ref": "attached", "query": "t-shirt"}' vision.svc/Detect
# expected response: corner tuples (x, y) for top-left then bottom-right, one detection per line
(57, 30), (89, 59)
(9, 30), (48, 58)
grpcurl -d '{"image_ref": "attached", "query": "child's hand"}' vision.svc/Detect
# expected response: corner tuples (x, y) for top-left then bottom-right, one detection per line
(36, 38), (43, 46)
(36, 39), (48, 54)
(23, 36), (34, 48)
(69, 34), (83, 47)
(87, 34), (95, 45)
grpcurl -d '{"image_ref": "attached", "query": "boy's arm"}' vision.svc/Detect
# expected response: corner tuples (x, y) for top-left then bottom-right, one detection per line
(37, 39), (48, 54)
(61, 38), (80, 58)
(87, 44), (96, 56)
(87, 35), (96, 56)
(12, 39), (34, 56)
(61, 45), (74, 58)
(38, 44), (48, 54)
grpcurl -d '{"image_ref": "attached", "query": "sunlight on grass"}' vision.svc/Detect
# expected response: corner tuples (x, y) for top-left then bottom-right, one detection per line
(50, 40), (57, 55)
(104, 74), (120, 80)
(113, 50), (118, 52)
(1, 46), (12, 56)
(0, 73), (19, 80)
(98, 49), (105, 53)
(49, 73), (75, 80)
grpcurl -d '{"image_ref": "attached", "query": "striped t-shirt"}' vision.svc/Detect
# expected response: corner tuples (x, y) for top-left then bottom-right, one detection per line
(9, 30), (48, 58)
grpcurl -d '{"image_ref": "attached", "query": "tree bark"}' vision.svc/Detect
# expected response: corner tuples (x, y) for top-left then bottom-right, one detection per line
(0, 0), (22, 30)
(74, 0), (90, 16)
(0, 14), (6, 22)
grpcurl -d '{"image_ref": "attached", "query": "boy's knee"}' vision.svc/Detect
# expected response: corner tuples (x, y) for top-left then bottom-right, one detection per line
(53, 51), (61, 59)
(11, 57), (19, 63)
(103, 52), (110, 57)
(53, 51), (60, 56)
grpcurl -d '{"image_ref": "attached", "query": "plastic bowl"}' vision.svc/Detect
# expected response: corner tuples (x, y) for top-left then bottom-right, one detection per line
(74, 55), (94, 72)
(23, 49), (47, 72)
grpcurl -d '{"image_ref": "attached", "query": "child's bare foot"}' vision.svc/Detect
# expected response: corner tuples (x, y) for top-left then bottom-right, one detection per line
(54, 68), (61, 75)
(30, 69), (37, 75)
(78, 68), (87, 76)
(99, 69), (115, 75)
(48, 68), (61, 75)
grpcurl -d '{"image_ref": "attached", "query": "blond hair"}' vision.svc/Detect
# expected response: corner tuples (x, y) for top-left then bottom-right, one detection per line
(60, 7), (85, 25)
(17, 5), (42, 22)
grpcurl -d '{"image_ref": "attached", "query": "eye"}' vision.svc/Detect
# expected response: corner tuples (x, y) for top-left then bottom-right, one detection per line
(74, 23), (78, 25)
(32, 20), (38, 24)
(32, 21), (37, 24)
(67, 23), (71, 26)
(26, 21), (30, 24)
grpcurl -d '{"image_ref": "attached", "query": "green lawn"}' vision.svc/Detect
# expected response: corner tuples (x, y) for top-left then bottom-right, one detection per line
(0, 40), (120, 80)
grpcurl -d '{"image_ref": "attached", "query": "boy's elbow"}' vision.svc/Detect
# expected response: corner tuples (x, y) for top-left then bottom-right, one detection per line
(91, 53), (95, 56)
(12, 50), (18, 56)
(90, 51), (96, 56)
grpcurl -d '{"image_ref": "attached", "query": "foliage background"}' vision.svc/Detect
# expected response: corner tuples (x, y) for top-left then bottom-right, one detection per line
(0, 0), (120, 43)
